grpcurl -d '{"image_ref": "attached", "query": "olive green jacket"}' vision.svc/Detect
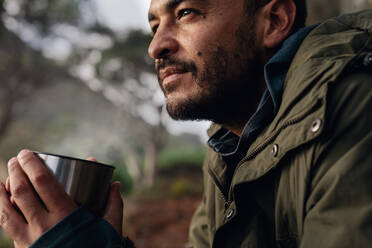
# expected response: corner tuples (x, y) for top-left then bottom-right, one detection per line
(188, 10), (372, 248)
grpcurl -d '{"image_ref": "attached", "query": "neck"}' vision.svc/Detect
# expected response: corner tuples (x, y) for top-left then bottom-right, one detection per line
(224, 122), (246, 136)
(223, 71), (267, 137)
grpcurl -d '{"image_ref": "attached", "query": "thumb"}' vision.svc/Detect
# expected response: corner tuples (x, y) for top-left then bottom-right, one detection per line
(103, 182), (123, 236)
(86, 157), (97, 162)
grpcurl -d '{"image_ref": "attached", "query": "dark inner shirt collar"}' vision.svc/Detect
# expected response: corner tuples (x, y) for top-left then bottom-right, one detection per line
(264, 24), (318, 112)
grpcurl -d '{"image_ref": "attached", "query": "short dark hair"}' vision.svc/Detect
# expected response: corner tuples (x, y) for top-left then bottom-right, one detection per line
(246, 0), (307, 32)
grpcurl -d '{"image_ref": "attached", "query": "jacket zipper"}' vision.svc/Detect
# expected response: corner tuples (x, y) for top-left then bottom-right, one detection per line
(207, 167), (230, 208)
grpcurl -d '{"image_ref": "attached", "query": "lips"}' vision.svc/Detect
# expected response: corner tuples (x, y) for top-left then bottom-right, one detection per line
(159, 67), (187, 83)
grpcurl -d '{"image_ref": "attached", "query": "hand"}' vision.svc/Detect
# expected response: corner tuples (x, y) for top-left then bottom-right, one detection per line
(0, 150), (124, 248)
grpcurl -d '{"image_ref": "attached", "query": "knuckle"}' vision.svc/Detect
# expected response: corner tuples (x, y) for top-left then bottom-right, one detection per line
(19, 153), (34, 167)
(8, 160), (19, 173)
(32, 172), (50, 186)
(7, 157), (18, 166)
(12, 183), (29, 198)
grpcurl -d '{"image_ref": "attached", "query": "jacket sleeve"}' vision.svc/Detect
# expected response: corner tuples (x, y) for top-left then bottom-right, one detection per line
(30, 206), (135, 248)
(300, 71), (372, 247)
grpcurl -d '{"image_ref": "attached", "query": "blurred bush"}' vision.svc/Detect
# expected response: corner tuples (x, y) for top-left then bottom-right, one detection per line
(158, 146), (206, 170)
(0, 232), (12, 248)
(112, 164), (133, 195)
(170, 179), (201, 198)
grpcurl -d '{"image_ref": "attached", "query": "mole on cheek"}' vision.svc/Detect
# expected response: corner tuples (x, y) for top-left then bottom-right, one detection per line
(197, 51), (202, 57)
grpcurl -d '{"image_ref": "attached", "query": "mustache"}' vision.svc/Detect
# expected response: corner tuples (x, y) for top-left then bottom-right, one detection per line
(156, 58), (197, 78)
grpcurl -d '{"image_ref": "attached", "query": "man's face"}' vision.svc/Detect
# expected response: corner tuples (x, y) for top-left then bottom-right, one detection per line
(148, 0), (262, 125)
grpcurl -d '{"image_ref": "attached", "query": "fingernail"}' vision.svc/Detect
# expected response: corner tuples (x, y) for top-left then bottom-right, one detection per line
(17, 149), (31, 160)
(114, 181), (121, 191)
(7, 157), (18, 167)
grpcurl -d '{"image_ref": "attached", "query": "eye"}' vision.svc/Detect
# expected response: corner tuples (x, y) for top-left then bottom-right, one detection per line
(177, 8), (197, 19)
(151, 25), (159, 34)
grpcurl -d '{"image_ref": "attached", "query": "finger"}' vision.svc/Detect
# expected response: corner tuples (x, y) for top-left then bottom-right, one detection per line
(10, 196), (16, 206)
(86, 157), (97, 162)
(103, 182), (123, 235)
(8, 157), (47, 224)
(6, 177), (14, 205)
(0, 181), (28, 242)
(17, 150), (77, 214)
(5, 177), (16, 209)
(6, 177), (10, 192)
(4, 177), (18, 210)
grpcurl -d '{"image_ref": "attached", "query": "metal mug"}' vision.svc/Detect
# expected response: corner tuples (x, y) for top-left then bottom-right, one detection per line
(34, 152), (115, 216)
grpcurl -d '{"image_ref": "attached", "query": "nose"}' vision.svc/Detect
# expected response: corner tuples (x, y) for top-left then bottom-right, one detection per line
(148, 26), (179, 60)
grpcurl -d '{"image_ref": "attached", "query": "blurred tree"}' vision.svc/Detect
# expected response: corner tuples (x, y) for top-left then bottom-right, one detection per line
(0, 23), (69, 141)
(0, 0), (167, 187)
(77, 30), (167, 187)
(306, 0), (340, 24)
(339, 0), (372, 13)
(0, 0), (88, 140)
(307, 0), (372, 24)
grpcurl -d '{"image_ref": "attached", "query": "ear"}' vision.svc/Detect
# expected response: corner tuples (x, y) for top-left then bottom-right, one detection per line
(261, 0), (296, 49)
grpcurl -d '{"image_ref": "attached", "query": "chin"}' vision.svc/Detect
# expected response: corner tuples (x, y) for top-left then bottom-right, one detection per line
(166, 97), (199, 121)
(165, 93), (217, 121)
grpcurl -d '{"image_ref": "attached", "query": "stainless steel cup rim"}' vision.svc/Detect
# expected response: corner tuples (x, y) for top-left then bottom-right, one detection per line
(33, 151), (115, 169)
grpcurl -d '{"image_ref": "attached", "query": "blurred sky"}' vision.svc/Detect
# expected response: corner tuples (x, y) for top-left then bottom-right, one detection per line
(94, 0), (152, 33)
(94, 0), (210, 142)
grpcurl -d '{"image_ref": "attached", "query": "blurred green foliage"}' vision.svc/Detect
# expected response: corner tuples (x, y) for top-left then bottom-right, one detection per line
(0, 232), (12, 248)
(112, 164), (133, 195)
(158, 146), (206, 170)
(110, 146), (206, 196)
(170, 179), (201, 197)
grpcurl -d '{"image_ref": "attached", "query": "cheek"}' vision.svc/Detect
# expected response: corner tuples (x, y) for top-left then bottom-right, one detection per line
(184, 33), (237, 73)
(198, 21), (238, 49)
(180, 22), (232, 57)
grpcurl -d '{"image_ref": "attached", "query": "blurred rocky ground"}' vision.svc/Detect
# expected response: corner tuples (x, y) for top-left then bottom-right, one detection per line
(123, 163), (203, 248)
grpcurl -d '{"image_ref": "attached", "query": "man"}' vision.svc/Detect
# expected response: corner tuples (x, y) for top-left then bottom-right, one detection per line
(0, 0), (371, 247)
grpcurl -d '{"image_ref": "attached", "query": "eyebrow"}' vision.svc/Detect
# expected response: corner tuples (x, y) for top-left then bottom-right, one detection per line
(167, 0), (185, 9)
(148, 0), (207, 22)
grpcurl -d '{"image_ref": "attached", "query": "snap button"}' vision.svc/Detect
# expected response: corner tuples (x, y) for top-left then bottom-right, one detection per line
(226, 209), (234, 219)
(224, 202), (229, 210)
(311, 118), (322, 133)
(363, 53), (372, 67)
(271, 144), (279, 157)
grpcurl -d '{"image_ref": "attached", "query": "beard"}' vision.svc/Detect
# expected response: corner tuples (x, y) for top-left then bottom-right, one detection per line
(156, 20), (263, 127)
